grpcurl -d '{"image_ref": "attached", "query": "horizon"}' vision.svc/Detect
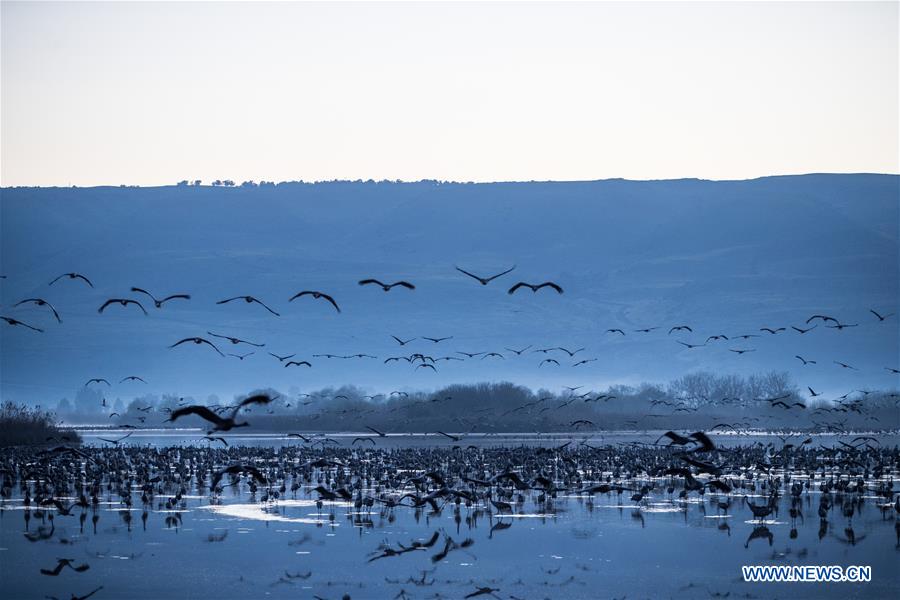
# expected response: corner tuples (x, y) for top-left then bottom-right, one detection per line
(3, 171), (898, 190)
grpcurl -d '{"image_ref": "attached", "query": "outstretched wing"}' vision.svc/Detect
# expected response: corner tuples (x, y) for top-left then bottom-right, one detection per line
(358, 279), (384, 287)
(169, 405), (224, 426)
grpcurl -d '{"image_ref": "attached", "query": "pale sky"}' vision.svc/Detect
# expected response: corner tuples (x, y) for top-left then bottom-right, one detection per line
(1, 1), (897, 186)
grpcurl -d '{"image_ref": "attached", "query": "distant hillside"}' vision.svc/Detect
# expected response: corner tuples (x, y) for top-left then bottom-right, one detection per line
(1, 175), (897, 407)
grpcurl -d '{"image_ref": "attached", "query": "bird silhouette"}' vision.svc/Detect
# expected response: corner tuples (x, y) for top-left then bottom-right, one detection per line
(130, 287), (190, 308)
(358, 279), (415, 291)
(119, 376), (146, 383)
(0, 316), (43, 332)
(84, 378), (110, 387)
(455, 265), (516, 285)
(668, 325), (692, 334)
(98, 298), (147, 315)
(216, 295), (280, 316)
(870, 309), (895, 321)
(289, 290), (340, 313)
(207, 331), (265, 347)
(13, 298), (62, 323)
(507, 281), (563, 294)
(169, 337), (225, 357)
(284, 360), (311, 368)
(49, 273), (93, 287)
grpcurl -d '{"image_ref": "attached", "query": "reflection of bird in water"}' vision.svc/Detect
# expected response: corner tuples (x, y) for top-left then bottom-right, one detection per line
(40, 558), (90, 576)
(46, 587), (103, 600)
(745, 525), (773, 548)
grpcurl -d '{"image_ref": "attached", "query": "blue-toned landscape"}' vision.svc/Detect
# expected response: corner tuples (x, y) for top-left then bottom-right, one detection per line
(2, 1), (898, 599)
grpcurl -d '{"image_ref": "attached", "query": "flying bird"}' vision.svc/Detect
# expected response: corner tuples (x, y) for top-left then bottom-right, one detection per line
(169, 337), (225, 357)
(130, 287), (190, 308)
(539, 359), (560, 367)
(98, 298), (148, 315)
(119, 376), (146, 383)
(806, 314), (839, 324)
(13, 298), (62, 323)
(677, 341), (706, 349)
(284, 360), (311, 368)
(216, 295), (280, 316)
(668, 325), (692, 334)
(834, 361), (858, 370)
(422, 336), (453, 343)
(606, 329), (626, 336)
(358, 279), (415, 291)
(227, 352), (254, 360)
(870, 309), (895, 321)
(391, 335), (417, 345)
(289, 290), (340, 313)
(760, 327), (785, 334)
(207, 331), (265, 347)
(792, 325), (817, 334)
(268, 352), (295, 362)
(49, 272), (93, 287)
(808, 387), (822, 397)
(507, 281), (563, 295)
(0, 316), (43, 332)
(504, 345), (532, 355)
(84, 378), (110, 387)
(454, 265), (516, 285)
(795, 355), (816, 365)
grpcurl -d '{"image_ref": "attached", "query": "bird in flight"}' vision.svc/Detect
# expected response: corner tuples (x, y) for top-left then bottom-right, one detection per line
(391, 335), (417, 346)
(284, 360), (311, 368)
(826, 322), (858, 330)
(207, 331), (265, 347)
(634, 327), (660, 333)
(504, 345), (532, 355)
(573, 358), (597, 366)
(668, 325), (692, 334)
(539, 358), (560, 367)
(729, 348), (755, 354)
(169, 337), (225, 357)
(870, 309), (895, 321)
(130, 287), (190, 308)
(268, 352), (295, 362)
(455, 265), (516, 285)
(606, 329), (626, 336)
(169, 394), (276, 432)
(13, 298), (62, 323)
(358, 279), (415, 291)
(834, 361), (858, 370)
(1, 316), (43, 332)
(217, 295), (280, 316)
(508, 281), (563, 295)
(791, 325), (817, 334)
(85, 378), (110, 387)
(808, 387), (822, 397)
(760, 327), (785, 334)
(49, 272), (93, 287)
(289, 290), (340, 313)
(806, 314), (839, 324)
(119, 376), (146, 383)
(422, 336), (453, 343)
(795, 355), (816, 365)
(227, 352), (254, 360)
(677, 341), (705, 349)
(98, 298), (148, 315)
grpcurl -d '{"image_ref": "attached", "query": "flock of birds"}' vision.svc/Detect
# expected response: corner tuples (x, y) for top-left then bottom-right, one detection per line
(2, 428), (899, 600)
(1, 262), (899, 599)
(1, 266), (896, 387)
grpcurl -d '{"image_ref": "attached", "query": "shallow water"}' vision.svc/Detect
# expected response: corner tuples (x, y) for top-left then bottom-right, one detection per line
(2, 435), (899, 600)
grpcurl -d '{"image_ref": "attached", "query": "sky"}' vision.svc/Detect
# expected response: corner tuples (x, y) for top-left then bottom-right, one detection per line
(1, 1), (898, 187)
